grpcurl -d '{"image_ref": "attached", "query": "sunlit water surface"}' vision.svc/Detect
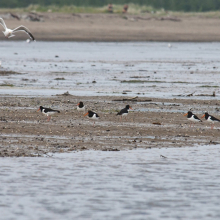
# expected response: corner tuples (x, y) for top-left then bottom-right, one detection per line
(1, 145), (220, 220)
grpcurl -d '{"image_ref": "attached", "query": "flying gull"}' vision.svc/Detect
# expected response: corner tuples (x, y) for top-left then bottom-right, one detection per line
(0, 17), (35, 41)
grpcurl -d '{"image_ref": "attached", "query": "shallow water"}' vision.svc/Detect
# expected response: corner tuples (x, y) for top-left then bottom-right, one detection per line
(0, 41), (220, 99)
(1, 145), (220, 220)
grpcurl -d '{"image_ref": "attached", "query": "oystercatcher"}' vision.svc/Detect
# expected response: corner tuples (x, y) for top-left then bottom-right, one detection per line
(84, 110), (100, 127)
(201, 112), (220, 129)
(0, 17), (35, 41)
(116, 105), (132, 121)
(183, 111), (202, 127)
(77, 101), (85, 113)
(37, 106), (60, 122)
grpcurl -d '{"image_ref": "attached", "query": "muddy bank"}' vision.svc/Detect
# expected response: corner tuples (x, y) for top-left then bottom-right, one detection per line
(0, 95), (220, 157)
(1, 12), (220, 41)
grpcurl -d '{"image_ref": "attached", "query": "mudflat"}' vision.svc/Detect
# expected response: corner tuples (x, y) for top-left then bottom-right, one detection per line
(0, 95), (220, 157)
(1, 12), (220, 41)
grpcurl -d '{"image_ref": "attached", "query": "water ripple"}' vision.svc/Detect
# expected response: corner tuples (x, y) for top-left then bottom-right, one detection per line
(0, 145), (220, 219)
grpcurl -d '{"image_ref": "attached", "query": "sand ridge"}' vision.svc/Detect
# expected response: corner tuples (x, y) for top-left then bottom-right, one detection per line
(1, 12), (220, 41)
(0, 95), (220, 157)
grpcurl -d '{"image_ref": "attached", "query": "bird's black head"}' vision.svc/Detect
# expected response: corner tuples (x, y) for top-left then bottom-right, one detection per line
(187, 111), (192, 117)
(201, 112), (209, 119)
(84, 110), (94, 117)
(204, 112), (209, 118)
(37, 106), (43, 112)
(126, 105), (131, 109)
(78, 102), (84, 108)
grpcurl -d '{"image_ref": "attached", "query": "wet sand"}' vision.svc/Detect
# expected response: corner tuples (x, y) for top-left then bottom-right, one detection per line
(1, 12), (220, 41)
(1, 95), (220, 157)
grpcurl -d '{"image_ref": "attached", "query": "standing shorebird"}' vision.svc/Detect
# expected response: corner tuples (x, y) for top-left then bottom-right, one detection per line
(0, 17), (35, 41)
(201, 112), (220, 129)
(117, 105), (132, 121)
(77, 101), (85, 113)
(84, 110), (100, 127)
(37, 106), (60, 122)
(183, 111), (202, 127)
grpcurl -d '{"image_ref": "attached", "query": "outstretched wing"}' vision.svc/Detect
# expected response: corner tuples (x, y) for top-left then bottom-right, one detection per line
(0, 17), (7, 30)
(12, 25), (35, 41)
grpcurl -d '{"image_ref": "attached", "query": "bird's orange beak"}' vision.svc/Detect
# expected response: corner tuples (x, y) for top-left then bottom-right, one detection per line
(37, 107), (40, 112)
(77, 103), (79, 106)
(183, 113), (188, 116)
(201, 114), (205, 118)
(84, 112), (88, 117)
(129, 107), (133, 110)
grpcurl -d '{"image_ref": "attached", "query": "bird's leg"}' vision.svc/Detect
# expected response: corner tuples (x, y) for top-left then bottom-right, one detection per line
(47, 116), (51, 122)
(93, 121), (95, 127)
(211, 124), (214, 129)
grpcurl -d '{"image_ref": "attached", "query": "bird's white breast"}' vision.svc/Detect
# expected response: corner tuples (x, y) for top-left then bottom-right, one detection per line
(42, 109), (56, 116)
(122, 113), (128, 117)
(207, 116), (214, 123)
(77, 106), (85, 112)
(47, 111), (57, 116)
(188, 116), (200, 122)
(92, 114), (99, 120)
(42, 109), (47, 116)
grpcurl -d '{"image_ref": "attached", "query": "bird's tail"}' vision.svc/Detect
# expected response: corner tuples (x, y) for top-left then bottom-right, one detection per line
(8, 35), (15, 38)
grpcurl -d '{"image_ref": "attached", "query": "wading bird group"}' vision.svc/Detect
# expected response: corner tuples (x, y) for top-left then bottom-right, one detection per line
(37, 103), (132, 127)
(184, 111), (220, 129)
(37, 103), (220, 130)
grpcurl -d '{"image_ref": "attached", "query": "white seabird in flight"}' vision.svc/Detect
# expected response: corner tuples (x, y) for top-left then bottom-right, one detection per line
(0, 17), (35, 41)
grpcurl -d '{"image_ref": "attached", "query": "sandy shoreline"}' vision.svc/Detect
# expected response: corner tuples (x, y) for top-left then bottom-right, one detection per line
(1, 12), (220, 41)
(0, 94), (220, 157)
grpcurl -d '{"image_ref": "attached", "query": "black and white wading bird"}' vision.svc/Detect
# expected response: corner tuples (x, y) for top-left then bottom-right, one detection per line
(84, 110), (100, 127)
(201, 112), (220, 129)
(0, 17), (35, 41)
(77, 101), (85, 113)
(37, 106), (60, 122)
(117, 105), (132, 121)
(183, 111), (202, 127)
